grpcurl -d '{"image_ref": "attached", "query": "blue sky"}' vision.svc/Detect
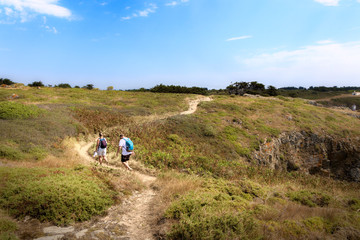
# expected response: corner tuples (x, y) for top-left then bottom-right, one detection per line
(1, 0), (360, 90)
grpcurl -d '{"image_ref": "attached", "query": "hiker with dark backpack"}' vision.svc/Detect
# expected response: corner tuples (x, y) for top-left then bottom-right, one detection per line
(95, 132), (107, 165)
(116, 134), (134, 171)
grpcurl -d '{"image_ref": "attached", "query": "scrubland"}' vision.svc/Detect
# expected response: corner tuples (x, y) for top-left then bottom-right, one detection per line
(0, 87), (359, 239)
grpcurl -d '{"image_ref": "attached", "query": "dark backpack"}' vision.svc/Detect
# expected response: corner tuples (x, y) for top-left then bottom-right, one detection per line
(99, 138), (107, 149)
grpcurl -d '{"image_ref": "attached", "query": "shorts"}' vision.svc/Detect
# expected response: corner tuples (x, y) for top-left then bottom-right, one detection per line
(121, 154), (131, 162)
(97, 148), (106, 156)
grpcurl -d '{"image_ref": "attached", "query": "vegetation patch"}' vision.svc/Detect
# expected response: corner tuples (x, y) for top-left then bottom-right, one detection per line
(0, 210), (18, 240)
(348, 198), (360, 211)
(287, 190), (331, 207)
(164, 177), (266, 239)
(0, 101), (44, 120)
(0, 167), (116, 225)
(165, 191), (260, 240)
(71, 106), (128, 133)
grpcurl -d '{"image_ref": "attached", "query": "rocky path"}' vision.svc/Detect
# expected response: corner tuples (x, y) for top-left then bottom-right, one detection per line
(33, 96), (212, 240)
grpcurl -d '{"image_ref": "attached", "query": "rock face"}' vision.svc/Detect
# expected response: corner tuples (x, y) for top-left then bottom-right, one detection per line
(252, 131), (360, 182)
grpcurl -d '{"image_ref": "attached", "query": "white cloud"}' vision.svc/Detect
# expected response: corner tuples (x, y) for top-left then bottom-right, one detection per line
(237, 41), (360, 87)
(122, 3), (157, 20)
(44, 25), (57, 33)
(226, 36), (252, 41)
(314, 0), (340, 6)
(41, 16), (57, 34)
(0, 0), (71, 21)
(165, 1), (178, 6)
(165, 0), (189, 7)
(317, 40), (334, 44)
(4, 6), (13, 15)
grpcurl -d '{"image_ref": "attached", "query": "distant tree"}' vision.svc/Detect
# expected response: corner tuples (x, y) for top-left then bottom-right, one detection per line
(226, 82), (248, 95)
(249, 81), (265, 91)
(83, 84), (94, 90)
(74, 86), (80, 88)
(150, 84), (208, 95)
(0, 78), (15, 85)
(57, 83), (72, 88)
(28, 81), (44, 87)
(267, 85), (278, 96)
(280, 87), (298, 90)
(107, 86), (114, 91)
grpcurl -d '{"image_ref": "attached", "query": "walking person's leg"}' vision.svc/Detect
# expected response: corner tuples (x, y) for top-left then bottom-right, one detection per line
(98, 148), (104, 165)
(121, 154), (132, 171)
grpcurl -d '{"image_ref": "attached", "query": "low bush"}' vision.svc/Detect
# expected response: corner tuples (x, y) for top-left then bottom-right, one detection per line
(164, 177), (266, 239)
(166, 191), (260, 240)
(287, 190), (331, 207)
(0, 101), (44, 120)
(0, 167), (116, 225)
(348, 198), (360, 211)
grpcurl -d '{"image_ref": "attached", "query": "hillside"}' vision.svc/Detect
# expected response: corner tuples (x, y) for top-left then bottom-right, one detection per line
(0, 87), (360, 240)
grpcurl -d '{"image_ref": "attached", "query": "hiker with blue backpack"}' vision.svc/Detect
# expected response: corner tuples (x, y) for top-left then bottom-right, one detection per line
(95, 132), (107, 165)
(116, 134), (134, 171)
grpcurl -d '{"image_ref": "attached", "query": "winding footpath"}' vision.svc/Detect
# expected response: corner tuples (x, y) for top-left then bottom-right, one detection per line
(35, 95), (212, 240)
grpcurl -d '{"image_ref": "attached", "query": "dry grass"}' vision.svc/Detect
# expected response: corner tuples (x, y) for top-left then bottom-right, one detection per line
(11, 137), (87, 169)
(151, 172), (202, 211)
(259, 202), (343, 222)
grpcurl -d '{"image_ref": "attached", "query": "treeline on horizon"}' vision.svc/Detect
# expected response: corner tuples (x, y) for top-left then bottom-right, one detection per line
(1, 77), (360, 96)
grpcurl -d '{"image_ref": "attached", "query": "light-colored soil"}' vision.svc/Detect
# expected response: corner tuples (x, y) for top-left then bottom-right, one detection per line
(180, 96), (211, 115)
(31, 95), (212, 240)
(133, 95), (212, 123)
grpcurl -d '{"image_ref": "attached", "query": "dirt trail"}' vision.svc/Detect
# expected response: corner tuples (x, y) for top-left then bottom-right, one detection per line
(64, 96), (212, 240)
(133, 95), (212, 124)
(70, 139), (157, 240)
(180, 96), (212, 115)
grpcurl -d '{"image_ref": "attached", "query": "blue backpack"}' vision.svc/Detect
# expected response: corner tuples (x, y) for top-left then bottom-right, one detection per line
(124, 137), (134, 152)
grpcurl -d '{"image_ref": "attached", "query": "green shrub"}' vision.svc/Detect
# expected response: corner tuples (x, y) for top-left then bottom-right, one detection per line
(303, 217), (331, 232)
(167, 212), (260, 240)
(0, 102), (44, 120)
(282, 220), (307, 237)
(167, 134), (182, 144)
(0, 219), (17, 233)
(26, 147), (47, 160)
(0, 232), (18, 240)
(0, 167), (115, 225)
(288, 190), (331, 207)
(166, 191), (260, 240)
(348, 198), (360, 211)
(0, 145), (25, 160)
(0, 210), (18, 240)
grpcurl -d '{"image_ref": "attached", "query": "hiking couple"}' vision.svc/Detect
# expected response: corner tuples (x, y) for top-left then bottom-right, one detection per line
(95, 133), (134, 170)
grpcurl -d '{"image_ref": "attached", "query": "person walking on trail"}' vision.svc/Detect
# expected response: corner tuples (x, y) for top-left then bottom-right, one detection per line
(116, 134), (133, 171)
(95, 132), (107, 165)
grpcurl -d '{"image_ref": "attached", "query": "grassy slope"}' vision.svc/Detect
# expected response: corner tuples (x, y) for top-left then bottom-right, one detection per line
(0, 87), (359, 239)
(0, 87), (189, 238)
